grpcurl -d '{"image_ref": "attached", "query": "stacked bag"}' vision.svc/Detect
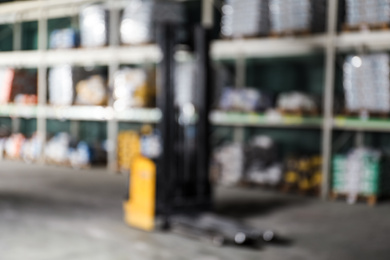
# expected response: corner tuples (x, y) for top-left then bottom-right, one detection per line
(212, 136), (283, 186)
(343, 54), (390, 113)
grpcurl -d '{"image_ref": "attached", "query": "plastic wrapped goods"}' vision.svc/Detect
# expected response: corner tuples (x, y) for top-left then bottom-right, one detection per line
(120, 0), (184, 44)
(120, 0), (154, 45)
(4, 134), (25, 159)
(69, 141), (92, 168)
(20, 133), (43, 163)
(343, 54), (390, 113)
(269, 0), (327, 34)
(218, 87), (272, 112)
(345, 0), (390, 27)
(270, 0), (310, 33)
(49, 28), (79, 49)
(213, 143), (244, 185)
(45, 133), (71, 164)
(49, 65), (74, 106)
(244, 136), (282, 186)
(80, 5), (108, 48)
(277, 91), (317, 113)
(75, 75), (107, 106)
(333, 148), (384, 204)
(113, 68), (150, 110)
(221, 0), (270, 38)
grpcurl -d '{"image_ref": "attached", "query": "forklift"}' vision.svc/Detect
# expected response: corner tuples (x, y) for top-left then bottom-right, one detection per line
(123, 11), (277, 247)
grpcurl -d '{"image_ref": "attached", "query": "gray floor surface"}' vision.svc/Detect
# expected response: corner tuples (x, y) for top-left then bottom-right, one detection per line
(0, 161), (389, 260)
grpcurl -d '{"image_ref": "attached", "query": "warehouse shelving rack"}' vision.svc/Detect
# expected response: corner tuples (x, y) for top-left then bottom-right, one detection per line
(0, 0), (390, 199)
(0, 0), (164, 171)
(208, 0), (390, 200)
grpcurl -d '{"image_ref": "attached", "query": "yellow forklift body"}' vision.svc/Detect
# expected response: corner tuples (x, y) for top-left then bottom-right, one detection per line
(123, 156), (156, 231)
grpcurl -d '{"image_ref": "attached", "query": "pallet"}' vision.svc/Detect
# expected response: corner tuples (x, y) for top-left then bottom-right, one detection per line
(269, 29), (311, 38)
(238, 180), (279, 190)
(278, 108), (318, 117)
(220, 33), (269, 41)
(342, 22), (390, 32)
(45, 158), (91, 169)
(281, 184), (320, 197)
(343, 109), (389, 119)
(331, 191), (377, 206)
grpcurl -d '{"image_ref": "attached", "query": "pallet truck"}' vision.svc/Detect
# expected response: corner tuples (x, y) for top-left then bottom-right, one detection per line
(123, 20), (278, 247)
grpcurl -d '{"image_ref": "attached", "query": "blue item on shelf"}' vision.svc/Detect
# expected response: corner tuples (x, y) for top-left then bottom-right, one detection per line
(49, 28), (79, 49)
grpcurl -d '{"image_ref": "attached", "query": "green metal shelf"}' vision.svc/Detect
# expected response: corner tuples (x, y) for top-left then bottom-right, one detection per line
(333, 116), (390, 132)
(210, 111), (323, 129)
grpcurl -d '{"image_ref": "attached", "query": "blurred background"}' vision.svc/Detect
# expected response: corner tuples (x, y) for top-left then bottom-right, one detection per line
(0, 0), (389, 259)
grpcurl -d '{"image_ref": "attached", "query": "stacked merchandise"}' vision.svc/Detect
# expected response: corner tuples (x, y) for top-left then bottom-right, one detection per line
(269, 0), (327, 34)
(212, 143), (244, 186)
(49, 66), (109, 106)
(220, 0), (269, 38)
(117, 125), (161, 172)
(80, 4), (108, 48)
(68, 141), (94, 169)
(218, 87), (273, 112)
(44, 133), (74, 165)
(244, 136), (283, 186)
(0, 133), (25, 159)
(75, 75), (107, 106)
(117, 131), (141, 172)
(48, 65), (74, 106)
(0, 133), (43, 162)
(333, 148), (389, 204)
(283, 155), (322, 194)
(212, 136), (283, 186)
(20, 133), (43, 163)
(49, 28), (79, 49)
(343, 54), (390, 114)
(120, 0), (184, 45)
(0, 68), (15, 104)
(113, 68), (154, 111)
(276, 91), (318, 114)
(120, 0), (154, 45)
(45, 132), (104, 168)
(0, 69), (38, 105)
(345, 0), (390, 28)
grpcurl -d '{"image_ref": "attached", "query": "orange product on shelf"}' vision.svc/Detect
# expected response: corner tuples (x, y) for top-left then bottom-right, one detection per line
(0, 68), (15, 104)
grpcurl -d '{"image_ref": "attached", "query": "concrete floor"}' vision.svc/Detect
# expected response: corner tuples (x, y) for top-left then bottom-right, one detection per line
(0, 161), (389, 260)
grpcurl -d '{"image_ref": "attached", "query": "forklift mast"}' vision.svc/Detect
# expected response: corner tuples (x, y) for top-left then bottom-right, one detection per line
(155, 22), (213, 220)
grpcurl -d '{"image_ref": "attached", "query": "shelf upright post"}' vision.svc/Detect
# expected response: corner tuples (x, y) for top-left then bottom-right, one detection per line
(11, 14), (22, 134)
(37, 3), (48, 163)
(321, 0), (338, 200)
(107, 2), (120, 172)
(233, 44), (246, 143)
(202, 0), (214, 28)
